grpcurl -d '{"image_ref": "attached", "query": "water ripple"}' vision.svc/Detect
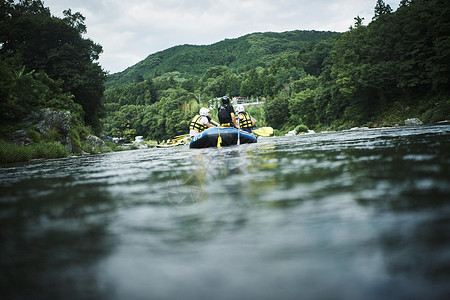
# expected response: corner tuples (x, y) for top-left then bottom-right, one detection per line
(1, 125), (449, 299)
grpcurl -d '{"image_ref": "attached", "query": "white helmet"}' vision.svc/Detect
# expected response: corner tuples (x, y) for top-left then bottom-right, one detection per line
(236, 105), (245, 113)
(199, 107), (209, 116)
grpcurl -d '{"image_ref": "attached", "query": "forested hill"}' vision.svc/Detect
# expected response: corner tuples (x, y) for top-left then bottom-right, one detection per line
(106, 30), (338, 88)
(102, 0), (449, 141)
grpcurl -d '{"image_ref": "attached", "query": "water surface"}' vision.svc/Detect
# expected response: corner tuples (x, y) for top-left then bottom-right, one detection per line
(1, 125), (449, 299)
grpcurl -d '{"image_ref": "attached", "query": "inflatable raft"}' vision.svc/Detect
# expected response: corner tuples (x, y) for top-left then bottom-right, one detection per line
(190, 127), (257, 148)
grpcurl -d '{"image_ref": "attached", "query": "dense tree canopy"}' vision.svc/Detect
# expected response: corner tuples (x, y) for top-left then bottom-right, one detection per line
(319, 0), (450, 128)
(106, 30), (338, 89)
(0, 0), (106, 130)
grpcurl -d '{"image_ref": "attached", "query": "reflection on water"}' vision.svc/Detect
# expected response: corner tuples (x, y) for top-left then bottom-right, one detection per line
(1, 125), (449, 299)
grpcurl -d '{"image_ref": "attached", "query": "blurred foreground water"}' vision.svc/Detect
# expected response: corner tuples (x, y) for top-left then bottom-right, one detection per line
(1, 125), (449, 299)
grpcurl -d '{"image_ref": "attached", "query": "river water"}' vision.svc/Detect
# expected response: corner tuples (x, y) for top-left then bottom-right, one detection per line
(1, 125), (449, 299)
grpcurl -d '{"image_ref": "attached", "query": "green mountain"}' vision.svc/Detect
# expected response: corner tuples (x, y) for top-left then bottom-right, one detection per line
(106, 30), (338, 88)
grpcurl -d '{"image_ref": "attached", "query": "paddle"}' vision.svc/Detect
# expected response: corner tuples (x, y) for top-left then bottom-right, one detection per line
(217, 127), (222, 148)
(252, 127), (274, 137)
(237, 117), (240, 145)
(173, 134), (190, 141)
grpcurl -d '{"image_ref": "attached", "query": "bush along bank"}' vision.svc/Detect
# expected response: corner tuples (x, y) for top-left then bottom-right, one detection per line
(0, 108), (111, 164)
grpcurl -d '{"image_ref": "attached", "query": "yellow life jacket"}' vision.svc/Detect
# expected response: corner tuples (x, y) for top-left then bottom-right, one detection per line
(238, 112), (253, 128)
(189, 115), (207, 132)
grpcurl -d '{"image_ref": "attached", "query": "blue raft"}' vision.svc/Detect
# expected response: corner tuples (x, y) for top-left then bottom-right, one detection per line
(190, 127), (257, 148)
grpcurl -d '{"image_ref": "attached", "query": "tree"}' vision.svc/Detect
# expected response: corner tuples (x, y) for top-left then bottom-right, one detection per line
(262, 73), (276, 98)
(354, 15), (364, 27)
(0, 60), (83, 126)
(62, 9), (86, 34)
(373, 0), (393, 20)
(0, 0), (106, 130)
(289, 89), (316, 127)
(264, 95), (290, 129)
(240, 69), (261, 97)
(399, 0), (415, 7)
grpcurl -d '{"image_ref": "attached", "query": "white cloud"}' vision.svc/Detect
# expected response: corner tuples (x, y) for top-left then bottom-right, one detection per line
(44, 0), (400, 73)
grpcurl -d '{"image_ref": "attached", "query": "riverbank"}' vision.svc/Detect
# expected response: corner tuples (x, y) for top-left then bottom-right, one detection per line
(0, 107), (115, 164)
(0, 139), (139, 164)
(2, 119), (448, 164)
(0, 140), (69, 163)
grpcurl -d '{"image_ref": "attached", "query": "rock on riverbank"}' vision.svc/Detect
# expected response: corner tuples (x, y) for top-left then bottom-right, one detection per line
(9, 108), (109, 154)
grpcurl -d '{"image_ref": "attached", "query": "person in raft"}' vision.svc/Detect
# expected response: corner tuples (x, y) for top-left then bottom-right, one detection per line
(189, 107), (217, 138)
(235, 105), (256, 133)
(217, 96), (239, 128)
(206, 111), (220, 127)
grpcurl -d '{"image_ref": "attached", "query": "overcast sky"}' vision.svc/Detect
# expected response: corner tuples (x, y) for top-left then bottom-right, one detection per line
(44, 0), (400, 74)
